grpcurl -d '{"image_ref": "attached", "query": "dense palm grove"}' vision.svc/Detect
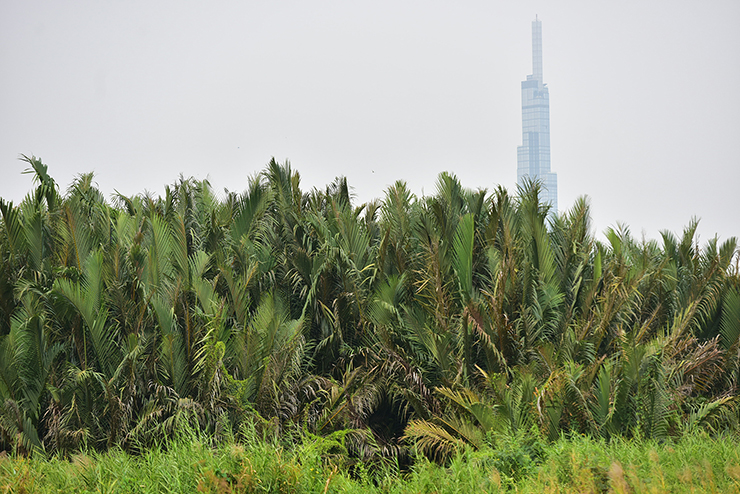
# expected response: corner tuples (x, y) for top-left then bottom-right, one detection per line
(1, 156), (738, 465)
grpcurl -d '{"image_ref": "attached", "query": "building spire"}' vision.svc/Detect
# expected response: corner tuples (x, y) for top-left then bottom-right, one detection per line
(532, 17), (543, 82)
(517, 16), (557, 214)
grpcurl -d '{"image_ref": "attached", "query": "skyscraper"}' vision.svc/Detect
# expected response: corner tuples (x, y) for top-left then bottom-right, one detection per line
(517, 16), (557, 213)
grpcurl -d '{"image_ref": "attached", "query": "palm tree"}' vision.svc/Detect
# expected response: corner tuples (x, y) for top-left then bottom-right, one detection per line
(1, 155), (739, 459)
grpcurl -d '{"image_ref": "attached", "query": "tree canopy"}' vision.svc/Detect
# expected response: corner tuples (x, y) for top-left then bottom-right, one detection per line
(1, 156), (738, 463)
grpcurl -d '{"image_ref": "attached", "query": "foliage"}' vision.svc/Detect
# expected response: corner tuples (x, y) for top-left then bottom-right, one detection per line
(0, 156), (738, 473)
(0, 431), (739, 493)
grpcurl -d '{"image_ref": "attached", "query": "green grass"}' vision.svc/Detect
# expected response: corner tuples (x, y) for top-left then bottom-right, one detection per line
(2, 432), (740, 493)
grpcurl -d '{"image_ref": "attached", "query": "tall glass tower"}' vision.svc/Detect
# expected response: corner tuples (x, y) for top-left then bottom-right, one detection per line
(517, 16), (557, 213)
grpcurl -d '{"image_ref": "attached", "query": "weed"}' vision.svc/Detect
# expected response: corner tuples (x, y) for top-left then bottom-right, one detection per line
(0, 433), (739, 493)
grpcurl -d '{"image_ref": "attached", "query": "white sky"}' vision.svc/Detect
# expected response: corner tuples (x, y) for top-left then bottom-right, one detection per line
(1, 1), (738, 242)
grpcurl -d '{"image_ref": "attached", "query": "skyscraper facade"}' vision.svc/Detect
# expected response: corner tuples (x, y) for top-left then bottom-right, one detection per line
(517, 16), (557, 213)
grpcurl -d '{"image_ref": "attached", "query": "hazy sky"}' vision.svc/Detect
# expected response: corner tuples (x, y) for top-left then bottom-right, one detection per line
(1, 1), (738, 242)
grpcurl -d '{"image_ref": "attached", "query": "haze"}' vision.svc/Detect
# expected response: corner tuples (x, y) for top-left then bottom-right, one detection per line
(1, 1), (738, 242)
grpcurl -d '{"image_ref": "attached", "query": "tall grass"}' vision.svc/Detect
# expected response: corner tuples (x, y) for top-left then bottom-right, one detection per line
(1, 431), (739, 493)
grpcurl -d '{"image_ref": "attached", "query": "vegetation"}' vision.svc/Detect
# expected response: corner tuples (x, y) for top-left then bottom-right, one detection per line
(2, 429), (740, 493)
(0, 155), (738, 478)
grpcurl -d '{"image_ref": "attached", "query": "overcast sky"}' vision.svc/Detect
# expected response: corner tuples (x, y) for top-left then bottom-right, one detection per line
(1, 1), (738, 243)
